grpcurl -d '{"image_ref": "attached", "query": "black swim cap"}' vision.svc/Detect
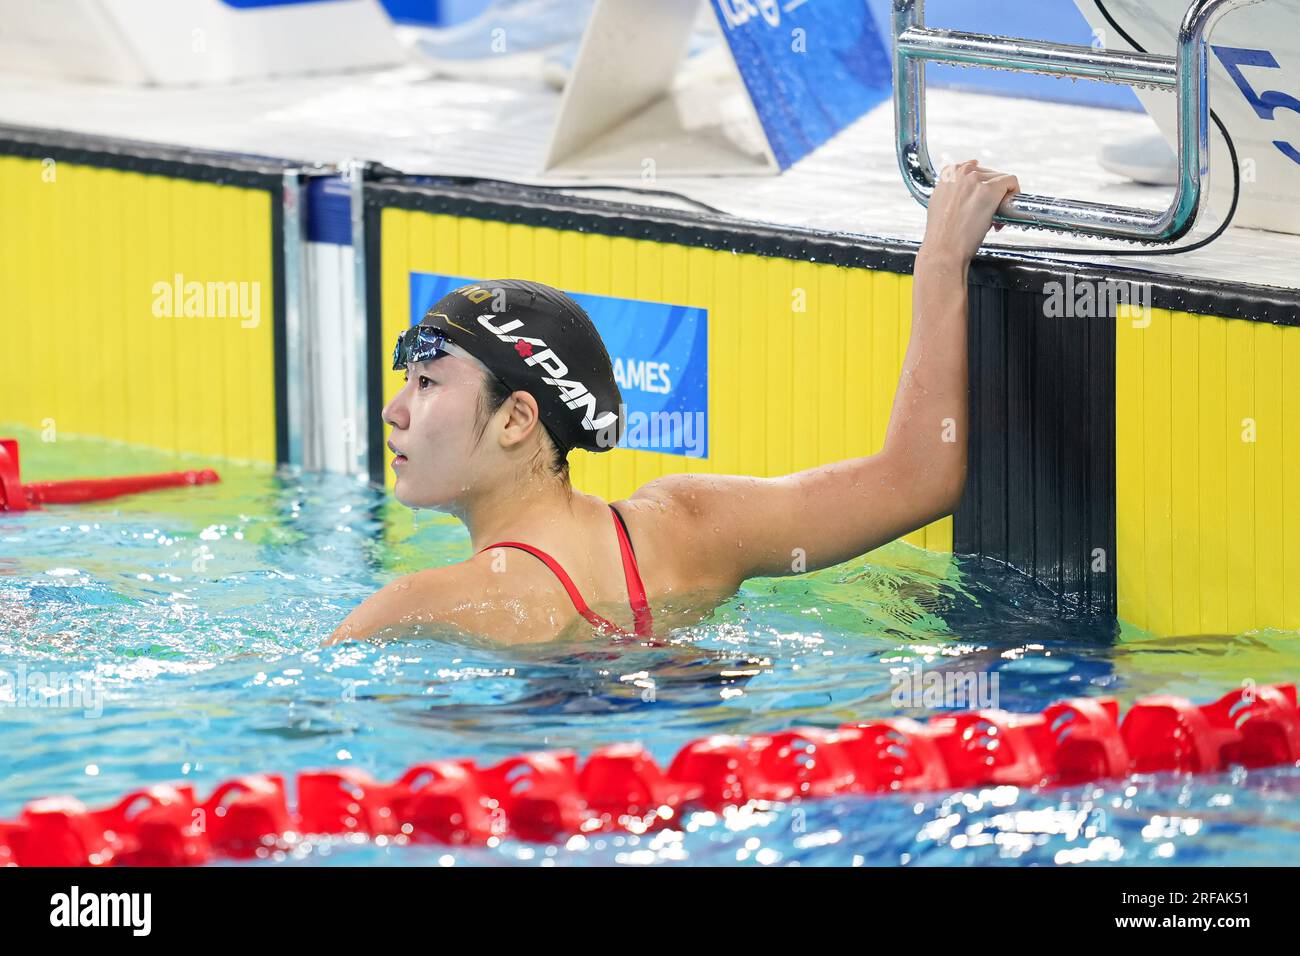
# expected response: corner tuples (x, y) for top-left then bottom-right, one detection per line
(418, 279), (625, 454)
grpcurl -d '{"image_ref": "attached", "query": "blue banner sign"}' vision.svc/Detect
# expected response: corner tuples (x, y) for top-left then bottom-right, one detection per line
(219, 0), (330, 8)
(711, 0), (892, 169)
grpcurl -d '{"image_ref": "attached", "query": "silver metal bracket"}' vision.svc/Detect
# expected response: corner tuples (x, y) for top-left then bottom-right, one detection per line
(892, 0), (1259, 242)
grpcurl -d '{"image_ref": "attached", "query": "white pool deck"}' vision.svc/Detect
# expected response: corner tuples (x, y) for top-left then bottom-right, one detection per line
(1, 46), (1296, 299)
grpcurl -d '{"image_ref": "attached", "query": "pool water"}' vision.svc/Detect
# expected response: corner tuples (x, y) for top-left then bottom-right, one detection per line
(2, 427), (1299, 866)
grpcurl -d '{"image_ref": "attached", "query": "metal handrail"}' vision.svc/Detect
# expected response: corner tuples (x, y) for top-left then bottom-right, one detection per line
(892, 0), (1260, 242)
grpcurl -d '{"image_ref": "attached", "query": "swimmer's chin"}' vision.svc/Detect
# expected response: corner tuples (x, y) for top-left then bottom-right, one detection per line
(391, 485), (458, 513)
(390, 476), (426, 508)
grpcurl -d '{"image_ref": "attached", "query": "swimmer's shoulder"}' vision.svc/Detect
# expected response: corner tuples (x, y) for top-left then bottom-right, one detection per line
(324, 563), (471, 645)
(325, 555), (573, 646)
(613, 474), (761, 594)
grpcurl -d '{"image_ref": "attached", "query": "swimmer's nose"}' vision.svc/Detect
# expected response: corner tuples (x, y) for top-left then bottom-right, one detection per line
(381, 392), (408, 431)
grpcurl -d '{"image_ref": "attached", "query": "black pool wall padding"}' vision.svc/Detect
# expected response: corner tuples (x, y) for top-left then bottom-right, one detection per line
(955, 282), (1117, 617)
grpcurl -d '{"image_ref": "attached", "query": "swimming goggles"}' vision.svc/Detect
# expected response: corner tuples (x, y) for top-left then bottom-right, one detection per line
(392, 325), (474, 370)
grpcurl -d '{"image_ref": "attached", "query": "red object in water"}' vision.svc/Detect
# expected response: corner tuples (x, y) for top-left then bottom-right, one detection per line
(389, 761), (496, 844)
(2, 684), (1297, 866)
(746, 728), (860, 801)
(838, 717), (953, 793)
(200, 774), (291, 857)
(927, 709), (1055, 789)
(0, 438), (219, 511)
(578, 742), (704, 827)
(476, 750), (589, 841)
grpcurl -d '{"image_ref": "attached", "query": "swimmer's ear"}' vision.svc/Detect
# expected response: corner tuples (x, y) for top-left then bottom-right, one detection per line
(498, 390), (545, 448)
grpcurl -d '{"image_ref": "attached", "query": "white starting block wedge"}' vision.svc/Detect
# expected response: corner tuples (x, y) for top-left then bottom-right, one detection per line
(0, 0), (404, 86)
(543, 0), (895, 178)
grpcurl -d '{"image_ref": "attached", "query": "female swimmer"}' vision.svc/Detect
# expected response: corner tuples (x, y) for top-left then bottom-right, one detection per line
(326, 162), (1019, 645)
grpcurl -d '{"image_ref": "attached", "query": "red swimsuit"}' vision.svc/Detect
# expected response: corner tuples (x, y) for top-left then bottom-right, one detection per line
(476, 504), (655, 638)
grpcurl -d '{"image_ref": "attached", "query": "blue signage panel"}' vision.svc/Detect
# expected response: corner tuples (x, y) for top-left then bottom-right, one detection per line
(711, 0), (892, 169)
(219, 0), (332, 8)
(409, 273), (709, 458)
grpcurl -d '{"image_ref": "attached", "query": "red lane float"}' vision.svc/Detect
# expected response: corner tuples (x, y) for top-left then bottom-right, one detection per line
(2, 683), (1296, 867)
(0, 438), (219, 511)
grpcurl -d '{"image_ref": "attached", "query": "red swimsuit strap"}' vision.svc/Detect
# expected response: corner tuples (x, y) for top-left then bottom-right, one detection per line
(476, 505), (655, 640)
(478, 541), (631, 637)
(608, 506), (654, 637)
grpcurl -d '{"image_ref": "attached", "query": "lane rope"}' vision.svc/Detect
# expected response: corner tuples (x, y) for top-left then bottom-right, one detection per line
(3, 682), (1296, 865)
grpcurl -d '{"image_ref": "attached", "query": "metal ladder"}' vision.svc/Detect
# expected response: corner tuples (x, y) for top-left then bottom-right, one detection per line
(892, 0), (1259, 242)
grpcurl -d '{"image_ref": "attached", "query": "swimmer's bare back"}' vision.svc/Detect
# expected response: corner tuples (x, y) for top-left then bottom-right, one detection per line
(325, 162), (1019, 647)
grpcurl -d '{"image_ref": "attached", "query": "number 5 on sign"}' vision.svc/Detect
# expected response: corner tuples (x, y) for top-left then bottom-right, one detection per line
(1212, 45), (1300, 165)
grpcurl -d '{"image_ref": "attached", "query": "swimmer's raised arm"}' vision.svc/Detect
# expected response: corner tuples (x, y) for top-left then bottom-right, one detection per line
(630, 161), (1019, 587)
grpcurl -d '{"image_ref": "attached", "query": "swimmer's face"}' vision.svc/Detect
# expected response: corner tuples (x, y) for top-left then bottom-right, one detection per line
(382, 354), (494, 509)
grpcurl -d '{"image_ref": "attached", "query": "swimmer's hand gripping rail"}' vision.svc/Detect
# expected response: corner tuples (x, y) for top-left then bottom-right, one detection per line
(892, 0), (1259, 242)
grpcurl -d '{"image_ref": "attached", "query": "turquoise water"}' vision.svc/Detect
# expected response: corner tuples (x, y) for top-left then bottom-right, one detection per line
(2, 427), (1298, 866)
